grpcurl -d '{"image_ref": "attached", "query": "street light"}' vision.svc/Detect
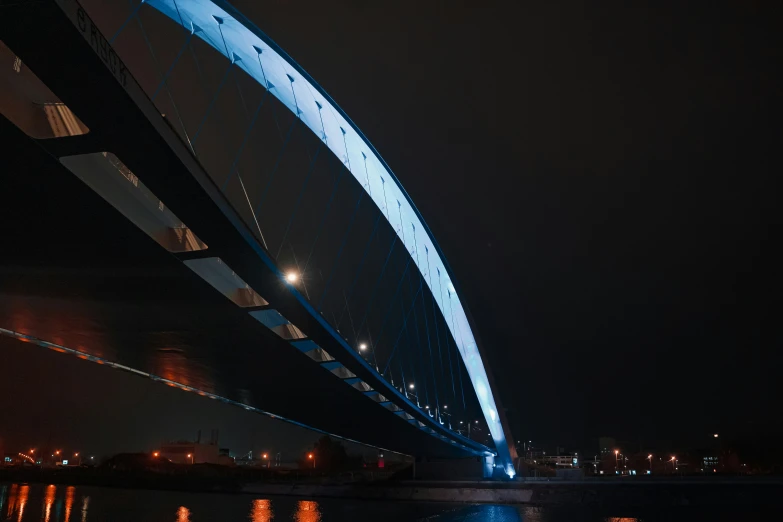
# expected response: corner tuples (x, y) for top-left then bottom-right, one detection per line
(285, 272), (298, 283)
(614, 450), (619, 474)
(408, 383), (415, 389)
(153, 451), (159, 458)
(308, 453), (315, 468)
(647, 454), (653, 473)
(713, 433), (719, 438)
(187, 453), (194, 464)
(359, 343), (367, 351)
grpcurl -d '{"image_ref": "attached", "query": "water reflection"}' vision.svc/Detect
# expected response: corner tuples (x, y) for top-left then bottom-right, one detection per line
(81, 497), (90, 522)
(606, 519), (639, 522)
(250, 499), (273, 522)
(294, 500), (321, 522)
(43, 484), (56, 522)
(17, 484), (29, 522)
(177, 506), (191, 522)
(64, 486), (75, 522)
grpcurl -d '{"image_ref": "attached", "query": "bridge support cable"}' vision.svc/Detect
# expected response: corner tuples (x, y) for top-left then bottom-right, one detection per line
(127, 1), (194, 156)
(221, 85), (273, 191)
(436, 267), (458, 404)
(253, 76), (303, 215)
(110, 0), (147, 44)
(413, 229), (440, 421)
(425, 248), (447, 386)
(334, 211), (383, 333)
(352, 233), (399, 341)
(382, 276), (423, 375)
(367, 256), (414, 358)
(400, 299), (419, 406)
(302, 158), (345, 277)
(150, 26), (197, 102)
(447, 289), (468, 410)
(192, 57), (237, 144)
(317, 188), (366, 311)
(274, 143), (323, 259)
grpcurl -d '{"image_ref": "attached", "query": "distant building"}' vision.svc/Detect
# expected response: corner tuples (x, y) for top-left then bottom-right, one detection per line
(539, 454), (580, 467)
(158, 441), (232, 465)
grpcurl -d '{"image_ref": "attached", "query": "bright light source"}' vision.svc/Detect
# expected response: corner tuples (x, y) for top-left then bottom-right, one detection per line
(262, 453), (268, 459)
(308, 453), (313, 459)
(408, 383), (415, 389)
(285, 272), (298, 283)
(153, 452), (159, 457)
(648, 454), (652, 459)
(425, 405), (430, 409)
(74, 453), (79, 457)
(444, 404), (448, 409)
(713, 433), (719, 438)
(187, 454), (192, 458)
(359, 343), (367, 351)
(615, 450), (619, 455)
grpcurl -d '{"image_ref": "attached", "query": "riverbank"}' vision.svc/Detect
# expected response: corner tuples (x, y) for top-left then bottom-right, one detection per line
(242, 477), (783, 506)
(3, 468), (781, 506)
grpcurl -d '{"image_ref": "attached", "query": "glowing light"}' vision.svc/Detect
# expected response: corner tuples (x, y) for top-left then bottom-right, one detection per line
(308, 453), (313, 459)
(408, 383), (415, 389)
(359, 343), (367, 351)
(615, 450), (619, 455)
(153, 452), (159, 457)
(285, 272), (298, 283)
(713, 433), (719, 438)
(262, 453), (268, 459)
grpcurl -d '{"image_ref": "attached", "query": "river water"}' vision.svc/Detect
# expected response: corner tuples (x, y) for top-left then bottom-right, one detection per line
(0, 483), (762, 521)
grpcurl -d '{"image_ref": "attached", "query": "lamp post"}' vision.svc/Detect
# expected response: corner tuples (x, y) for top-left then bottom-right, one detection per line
(74, 453), (81, 466)
(647, 454), (653, 473)
(614, 450), (619, 474)
(308, 453), (315, 469)
(187, 453), (194, 464)
(262, 453), (269, 469)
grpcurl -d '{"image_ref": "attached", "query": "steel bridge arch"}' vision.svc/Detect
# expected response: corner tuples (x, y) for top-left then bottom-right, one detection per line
(141, 0), (516, 476)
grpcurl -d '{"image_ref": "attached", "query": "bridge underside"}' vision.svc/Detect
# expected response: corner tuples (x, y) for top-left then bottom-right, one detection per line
(0, 1), (492, 460)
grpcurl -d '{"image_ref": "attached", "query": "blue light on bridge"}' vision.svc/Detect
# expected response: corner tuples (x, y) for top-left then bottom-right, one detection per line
(144, 0), (515, 475)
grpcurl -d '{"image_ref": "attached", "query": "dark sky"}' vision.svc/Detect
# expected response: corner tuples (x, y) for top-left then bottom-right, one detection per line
(3, 0), (782, 457)
(222, 0), (781, 449)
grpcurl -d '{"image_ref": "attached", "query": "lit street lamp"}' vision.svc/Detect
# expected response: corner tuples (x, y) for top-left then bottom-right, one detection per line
(285, 271), (298, 283)
(614, 450), (619, 474)
(647, 454), (653, 473)
(308, 453), (315, 469)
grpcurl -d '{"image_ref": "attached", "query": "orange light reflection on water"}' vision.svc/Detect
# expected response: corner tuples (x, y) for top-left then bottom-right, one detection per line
(250, 499), (273, 522)
(64, 486), (75, 522)
(43, 484), (56, 522)
(177, 506), (191, 522)
(6, 484), (18, 518)
(17, 485), (29, 522)
(294, 500), (321, 522)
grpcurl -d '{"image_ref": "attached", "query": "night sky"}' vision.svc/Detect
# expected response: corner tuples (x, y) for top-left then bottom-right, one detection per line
(2, 0), (781, 457)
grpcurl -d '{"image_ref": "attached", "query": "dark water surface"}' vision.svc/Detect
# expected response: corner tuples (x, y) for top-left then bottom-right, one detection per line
(0, 483), (768, 522)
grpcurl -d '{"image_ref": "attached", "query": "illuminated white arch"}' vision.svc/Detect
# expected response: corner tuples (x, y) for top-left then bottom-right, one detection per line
(147, 0), (515, 476)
